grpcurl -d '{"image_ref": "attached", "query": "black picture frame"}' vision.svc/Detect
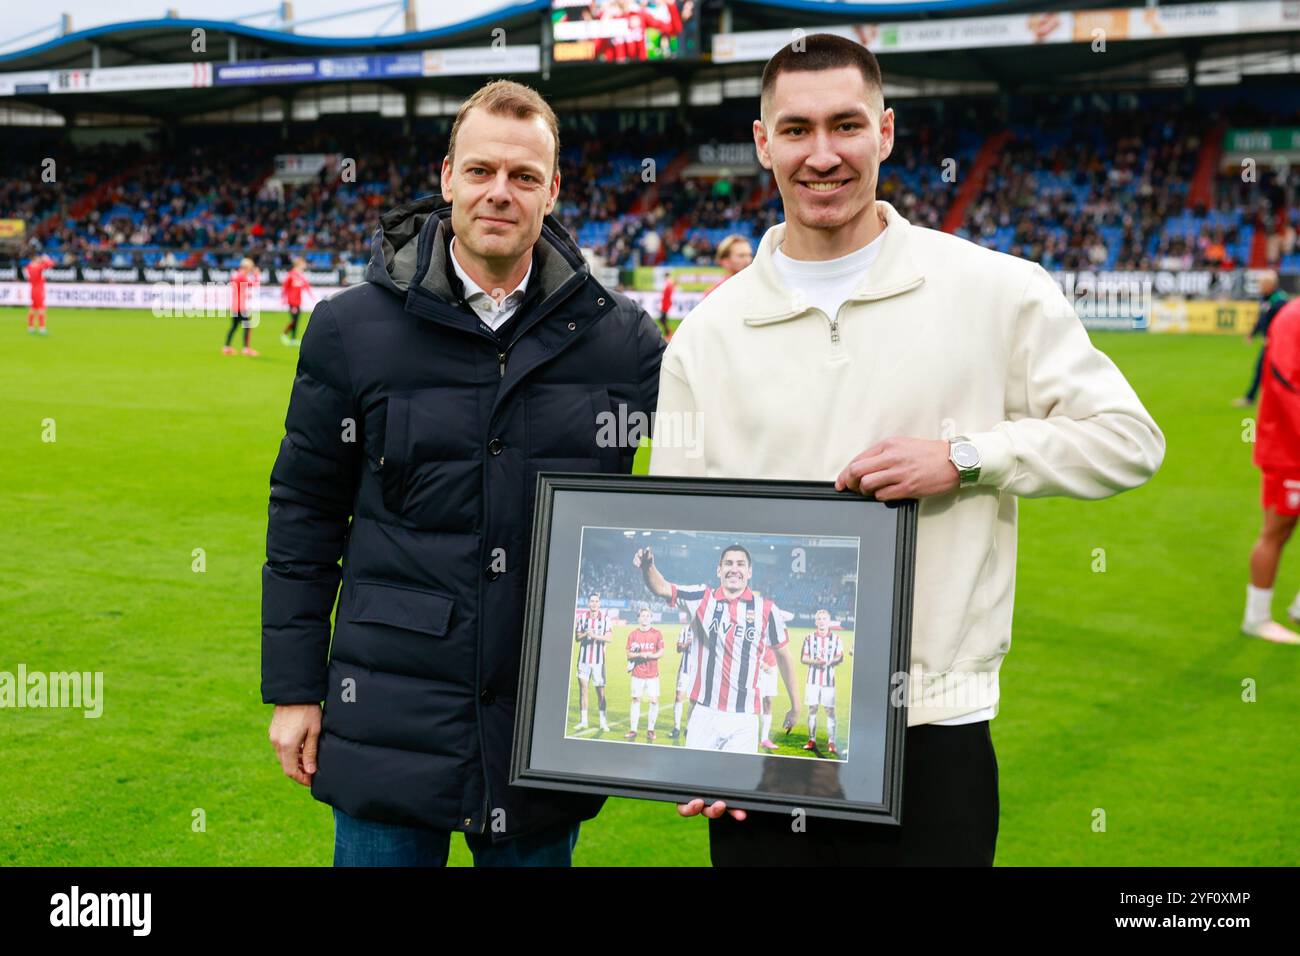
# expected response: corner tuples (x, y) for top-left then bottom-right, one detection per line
(510, 473), (916, 825)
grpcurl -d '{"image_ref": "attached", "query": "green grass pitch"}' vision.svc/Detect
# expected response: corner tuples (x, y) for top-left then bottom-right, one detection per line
(565, 623), (854, 759)
(2, 306), (1297, 866)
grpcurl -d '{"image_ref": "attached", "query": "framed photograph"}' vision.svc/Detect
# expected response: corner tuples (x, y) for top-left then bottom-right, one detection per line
(511, 474), (916, 824)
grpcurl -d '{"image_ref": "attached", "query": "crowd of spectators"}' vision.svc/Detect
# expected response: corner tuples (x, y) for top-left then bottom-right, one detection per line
(4, 99), (1299, 274)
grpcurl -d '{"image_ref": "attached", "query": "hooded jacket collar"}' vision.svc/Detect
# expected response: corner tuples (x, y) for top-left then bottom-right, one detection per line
(742, 199), (926, 325)
(363, 195), (618, 418)
(363, 194), (592, 313)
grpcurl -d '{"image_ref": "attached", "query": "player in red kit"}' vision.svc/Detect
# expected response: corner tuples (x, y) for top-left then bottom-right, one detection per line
(24, 253), (54, 335)
(224, 258), (260, 356)
(624, 605), (665, 741)
(657, 276), (674, 339)
(1243, 298), (1300, 643)
(280, 256), (314, 347)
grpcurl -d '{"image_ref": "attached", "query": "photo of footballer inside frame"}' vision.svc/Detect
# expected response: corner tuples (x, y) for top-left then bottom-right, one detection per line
(512, 474), (915, 824)
(569, 531), (856, 760)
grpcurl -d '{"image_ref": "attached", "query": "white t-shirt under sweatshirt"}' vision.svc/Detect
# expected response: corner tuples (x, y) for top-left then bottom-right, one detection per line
(773, 227), (994, 727)
(771, 228), (885, 325)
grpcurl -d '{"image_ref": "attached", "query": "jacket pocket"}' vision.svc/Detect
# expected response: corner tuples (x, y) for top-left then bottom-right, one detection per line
(376, 396), (410, 514)
(348, 580), (454, 637)
(525, 383), (621, 465)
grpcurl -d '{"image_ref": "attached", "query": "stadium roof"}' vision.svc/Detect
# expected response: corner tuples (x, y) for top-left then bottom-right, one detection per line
(0, 1), (1128, 70)
(729, 0), (1095, 29)
(0, 2), (549, 70)
(0, 1), (1294, 120)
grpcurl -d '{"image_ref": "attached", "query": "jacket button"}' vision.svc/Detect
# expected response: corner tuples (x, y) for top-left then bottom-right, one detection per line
(596, 297), (606, 306)
(463, 818), (473, 828)
(488, 438), (504, 455)
(480, 688), (495, 705)
(567, 322), (576, 331)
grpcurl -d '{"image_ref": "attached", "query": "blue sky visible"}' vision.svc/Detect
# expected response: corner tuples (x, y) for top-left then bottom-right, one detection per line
(1, 0), (527, 52)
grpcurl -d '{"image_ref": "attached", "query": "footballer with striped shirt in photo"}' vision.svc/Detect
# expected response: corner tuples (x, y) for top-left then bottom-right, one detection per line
(573, 592), (612, 732)
(671, 621), (694, 741)
(758, 607), (797, 751)
(801, 609), (845, 757)
(633, 544), (801, 754)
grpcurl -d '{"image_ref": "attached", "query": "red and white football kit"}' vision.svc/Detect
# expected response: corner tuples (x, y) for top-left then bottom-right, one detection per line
(626, 626), (664, 698)
(802, 630), (844, 708)
(281, 269), (313, 311)
(575, 608), (610, 686)
(1255, 300), (1300, 516)
(669, 583), (789, 753)
(27, 257), (50, 310)
(758, 643), (778, 699)
(675, 624), (694, 694)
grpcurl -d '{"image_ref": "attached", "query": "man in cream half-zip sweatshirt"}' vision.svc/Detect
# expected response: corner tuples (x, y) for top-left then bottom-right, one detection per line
(650, 35), (1165, 867)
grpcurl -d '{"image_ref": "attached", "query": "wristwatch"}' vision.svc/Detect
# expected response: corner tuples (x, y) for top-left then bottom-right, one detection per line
(948, 436), (982, 487)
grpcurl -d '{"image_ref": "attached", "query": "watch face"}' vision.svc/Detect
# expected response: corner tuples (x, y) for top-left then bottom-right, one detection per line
(953, 443), (980, 468)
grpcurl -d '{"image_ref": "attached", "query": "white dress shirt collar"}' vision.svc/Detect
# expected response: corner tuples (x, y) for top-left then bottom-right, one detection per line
(449, 236), (533, 332)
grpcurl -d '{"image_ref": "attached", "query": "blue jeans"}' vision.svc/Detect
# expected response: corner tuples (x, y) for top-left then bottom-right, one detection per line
(333, 808), (581, 867)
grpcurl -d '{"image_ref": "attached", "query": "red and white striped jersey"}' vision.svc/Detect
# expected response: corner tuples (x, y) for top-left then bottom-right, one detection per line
(802, 631), (844, 687)
(575, 608), (611, 666)
(670, 584), (788, 714)
(676, 624), (694, 678)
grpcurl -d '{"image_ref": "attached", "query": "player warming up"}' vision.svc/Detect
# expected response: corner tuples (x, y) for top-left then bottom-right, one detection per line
(280, 256), (315, 346)
(624, 605), (665, 741)
(574, 592), (612, 731)
(1243, 297), (1300, 643)
(25, 253), (53, 335)
(634, 544), (800, 753)
(223, 258), (260, 356)
(801, 610), (845, 756)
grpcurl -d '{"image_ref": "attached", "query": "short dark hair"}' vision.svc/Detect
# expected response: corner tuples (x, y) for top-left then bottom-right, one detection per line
(589, 592), (600, 601)
(449, 79), (560, 178)
(719, 545), (752, 567)
(760, 33), (884, 120)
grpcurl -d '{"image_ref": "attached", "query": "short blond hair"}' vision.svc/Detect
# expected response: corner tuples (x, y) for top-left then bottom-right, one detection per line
(715, 234), (751, 263)
(448, 79), (560, 177)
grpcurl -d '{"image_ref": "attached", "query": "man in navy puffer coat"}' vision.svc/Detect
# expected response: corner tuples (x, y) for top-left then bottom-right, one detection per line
(261, 80), (664, 866)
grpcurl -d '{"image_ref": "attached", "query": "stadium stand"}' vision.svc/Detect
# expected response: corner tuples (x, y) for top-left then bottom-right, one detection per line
(5, 90), (1298, 275)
